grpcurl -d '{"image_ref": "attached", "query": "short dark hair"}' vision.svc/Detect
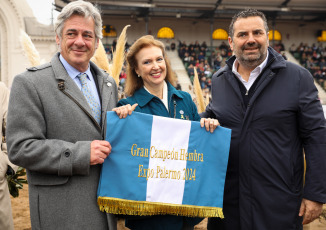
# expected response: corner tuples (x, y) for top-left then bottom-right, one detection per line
(228, 9), (269, 39)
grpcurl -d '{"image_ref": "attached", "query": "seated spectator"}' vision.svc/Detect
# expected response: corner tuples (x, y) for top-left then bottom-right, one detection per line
(314, 70), (322, 80)
(320, 58), (326, 70)
(204, 60), (212, 78)
(187, 64), (195, 81)
(119, 69), (127, 87)
(200, 74), (207, 89)
(171, 42), (176, 51)
(189, 46), (196, 58)
(200, 46), (206, 56)
(194, 40), (200, 50)
(112, 39), (117, 51)
(179, 46), (190, 58)
(201, 41), (208, 50)
(179, 41), (187, 49)
(197, 61), (205, 74)
(198, 52), (205, 62)
(321, 71), (326, 80)
(221, 49), (228, 58)
(189, 56), (196, 67)
(219, 41), (228, 51)
(188, 42), (194, 50)
(289, 43), (296, 54)
(178, 40), (232, 85)
(183, 52), (191, 67)
(206, 78), (212, 91)
(292, 42), (326, 91)
(312, 50), (321, 62)
(208, 51), (216, 67)
(214, 52), (223, 70)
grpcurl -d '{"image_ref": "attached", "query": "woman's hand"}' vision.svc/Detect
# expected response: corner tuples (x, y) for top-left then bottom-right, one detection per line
(112, 103), (138, 119)
(200, 118), (220, 133)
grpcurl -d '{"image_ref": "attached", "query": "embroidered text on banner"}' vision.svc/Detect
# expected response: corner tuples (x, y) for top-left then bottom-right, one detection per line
(97, 111), (231, 218)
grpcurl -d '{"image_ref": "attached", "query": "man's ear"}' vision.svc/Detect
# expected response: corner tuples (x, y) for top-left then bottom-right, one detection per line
(55, 35), (61, 51)
(55, 35), (60, 46)
(228, 36), (233, 51)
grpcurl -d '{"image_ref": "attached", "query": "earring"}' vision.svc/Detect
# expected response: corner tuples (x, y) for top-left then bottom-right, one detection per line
(138, 75), (141, 78)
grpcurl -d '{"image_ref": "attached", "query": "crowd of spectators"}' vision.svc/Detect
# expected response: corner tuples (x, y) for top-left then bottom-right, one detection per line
(290, 42), (326, 91)
(178, 40), (232, 94)
(177, 40), (326, 95)
(103, 40), (326, 99)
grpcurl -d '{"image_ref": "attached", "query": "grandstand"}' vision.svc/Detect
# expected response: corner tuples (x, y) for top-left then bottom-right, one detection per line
(51, 0), (326, 102)
(2, 0), (326, 100)
(53, 0), (326, 49)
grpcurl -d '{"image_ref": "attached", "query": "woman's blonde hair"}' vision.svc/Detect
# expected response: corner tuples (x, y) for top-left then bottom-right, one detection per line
(124, 35), (175, 96)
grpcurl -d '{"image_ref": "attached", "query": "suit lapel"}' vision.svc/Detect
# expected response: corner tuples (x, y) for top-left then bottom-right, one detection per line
(51, 53), (97, 121)
(225, 72), (243, 104)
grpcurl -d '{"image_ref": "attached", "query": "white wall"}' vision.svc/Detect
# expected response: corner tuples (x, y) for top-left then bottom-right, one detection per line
(32, 38), (57, 65)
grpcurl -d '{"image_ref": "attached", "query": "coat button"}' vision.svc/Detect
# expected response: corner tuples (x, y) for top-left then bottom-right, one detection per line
(65, 152), (70, 157)
(247, 103), (250, 107)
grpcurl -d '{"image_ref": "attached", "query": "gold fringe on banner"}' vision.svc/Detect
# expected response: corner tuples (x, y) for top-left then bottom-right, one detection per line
(98, 197), (224, 218)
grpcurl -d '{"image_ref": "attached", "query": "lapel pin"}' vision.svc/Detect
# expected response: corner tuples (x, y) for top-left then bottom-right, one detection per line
(180, 110), (185, 119)
(107, 82), (112, 87)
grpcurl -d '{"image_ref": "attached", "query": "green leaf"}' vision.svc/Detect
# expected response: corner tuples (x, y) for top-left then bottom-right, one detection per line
(6, 167), (28, 198)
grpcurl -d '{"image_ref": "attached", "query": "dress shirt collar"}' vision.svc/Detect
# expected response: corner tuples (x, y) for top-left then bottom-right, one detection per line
(144, 81), (169, 111)
(232, 50), (269, 90)
(59, 54), (92, 80)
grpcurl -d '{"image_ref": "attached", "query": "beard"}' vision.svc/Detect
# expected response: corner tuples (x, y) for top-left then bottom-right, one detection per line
(236, 42), (267, 68)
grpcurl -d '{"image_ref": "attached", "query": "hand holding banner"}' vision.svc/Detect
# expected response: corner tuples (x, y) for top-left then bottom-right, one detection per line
(97, 111), (231, 218)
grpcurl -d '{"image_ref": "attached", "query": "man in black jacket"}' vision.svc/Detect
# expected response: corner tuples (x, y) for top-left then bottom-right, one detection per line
(202, 9), (326, 230)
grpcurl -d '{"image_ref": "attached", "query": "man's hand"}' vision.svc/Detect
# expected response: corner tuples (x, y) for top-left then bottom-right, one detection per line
(299, 198), (323, 225)
(112, 103), (138, 119)
(90, 140), (112, 165)
(200, 118), (220, 133)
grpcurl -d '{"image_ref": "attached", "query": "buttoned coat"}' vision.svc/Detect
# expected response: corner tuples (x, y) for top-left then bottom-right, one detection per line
(201, 47), (326, 230)
(0, 82), (18, 230)
(7, 53), (118, 230)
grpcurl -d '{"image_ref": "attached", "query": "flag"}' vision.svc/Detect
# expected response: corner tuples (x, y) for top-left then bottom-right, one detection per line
(97, 111), (231, 218)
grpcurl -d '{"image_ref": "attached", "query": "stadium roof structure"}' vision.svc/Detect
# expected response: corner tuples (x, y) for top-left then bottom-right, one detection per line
(54, 0), (326, 24)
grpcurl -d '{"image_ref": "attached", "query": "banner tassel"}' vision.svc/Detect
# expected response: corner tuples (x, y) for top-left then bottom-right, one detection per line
(98, 197), (224, 218)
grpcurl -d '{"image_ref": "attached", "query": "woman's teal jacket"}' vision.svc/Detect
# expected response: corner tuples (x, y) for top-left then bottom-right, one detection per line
(117, 81), (202, 230)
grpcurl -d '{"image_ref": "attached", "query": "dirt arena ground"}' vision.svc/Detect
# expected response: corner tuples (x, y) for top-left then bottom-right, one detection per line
(11, 183), (326, 230)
